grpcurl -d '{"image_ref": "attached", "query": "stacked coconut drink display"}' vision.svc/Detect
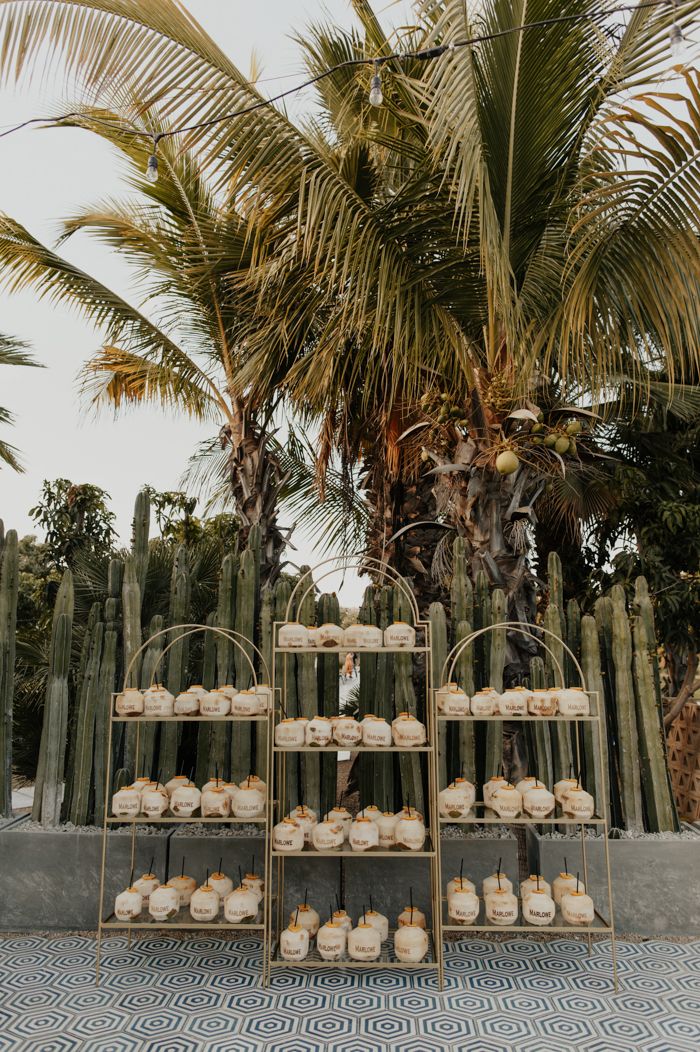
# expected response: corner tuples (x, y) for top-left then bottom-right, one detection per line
(273, 797), (427, 853)
(436, 682), (591, 717)
(111, 769), (266, 819)
(438, 768), (595, 821)
(279, 888), (430, 963)
(113, 855), (265, 925)
(114, 681), (272, 718)
(446, 856), (595, 927)
(277, 619), (418, 650)
(275, 709), (427, 749)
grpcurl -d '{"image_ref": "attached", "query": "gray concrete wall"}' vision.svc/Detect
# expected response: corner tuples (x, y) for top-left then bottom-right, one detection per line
(528, 828), (700, 936)
(0, 821), (517, 932)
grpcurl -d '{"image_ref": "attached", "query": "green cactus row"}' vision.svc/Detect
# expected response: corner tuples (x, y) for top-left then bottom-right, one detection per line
(0, 527), (18, 818)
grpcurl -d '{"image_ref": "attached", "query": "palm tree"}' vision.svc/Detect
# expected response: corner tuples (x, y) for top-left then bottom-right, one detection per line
(0, 125), (288, 580)
(0, 0), (699, 615)
(0, 333), (39, 471)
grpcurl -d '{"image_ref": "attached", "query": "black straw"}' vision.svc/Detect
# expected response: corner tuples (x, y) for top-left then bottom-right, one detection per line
(180, 856), (185, 878)
(218, 856), (223, 876)
(147, 854), (154, 877)
(239, 865), (243, 887)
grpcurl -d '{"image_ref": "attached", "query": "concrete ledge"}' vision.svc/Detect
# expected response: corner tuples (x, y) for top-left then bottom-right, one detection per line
(527, 826), (700, 936)
(0, 822), (518, 932)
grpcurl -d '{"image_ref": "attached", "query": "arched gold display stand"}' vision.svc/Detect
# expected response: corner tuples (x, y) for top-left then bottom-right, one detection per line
(96, 623), (272, 984)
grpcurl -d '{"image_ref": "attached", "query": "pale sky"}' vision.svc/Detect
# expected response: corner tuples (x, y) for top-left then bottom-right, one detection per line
(0, 1), (414, 603)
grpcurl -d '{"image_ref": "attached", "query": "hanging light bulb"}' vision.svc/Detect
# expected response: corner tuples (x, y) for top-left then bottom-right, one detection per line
(146, 152), (158, 183)
(670, 20), (684, 59)
(368, 61), (383, 107)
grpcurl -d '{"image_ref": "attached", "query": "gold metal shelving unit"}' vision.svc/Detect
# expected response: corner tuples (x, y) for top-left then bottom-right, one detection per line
(436, 622), (618, 990)
(96, 623), (273, 985)
(265, 556), (444, 987)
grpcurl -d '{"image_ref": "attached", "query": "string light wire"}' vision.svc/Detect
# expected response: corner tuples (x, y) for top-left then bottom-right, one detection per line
(0, 0), (692, 152)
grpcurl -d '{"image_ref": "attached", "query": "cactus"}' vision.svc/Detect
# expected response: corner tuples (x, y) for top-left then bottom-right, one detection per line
(632, 611), (679, 831)
(33, 570), (74, 825)
(317, 592), (340, 811)
(260, 585), (274, 694)
(296, 567), (319, 812)
(69, 615), (104, 826)
(474, 570), (491, 686)
(137, 614), (165, 783)
(565, 598), (581, 685)
(483, 589), (506, 781)
(216, 553), (238, 688)
(357, 586), (377, 807)
(374, 585), (394, 809)
(131, 489), (150, 602)
(455, 620), (476, 781)
(159, 546), (191, 778)
(544, 602), (573, 783)
(0, 529), (18, 817)
(394, 577), (424, 814)
(451, 536), (473, 629)
(430, 602), (449, 788)
(611, 585), (643, 832)
(63, 601), (101, 819)
(595, 595), (623, 829)
(528, 655), (553, 787)
(274, 577), (299, 806)
(580, 615), (608, 816)
(93, 617), (118, 822)
(121, 557), (142, 689)
(107, 557), (124, 600)
(232, 545), (257, 783)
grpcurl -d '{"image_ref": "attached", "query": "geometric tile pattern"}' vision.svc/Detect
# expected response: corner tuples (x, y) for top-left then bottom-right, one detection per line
(0, 935), (699, 1051)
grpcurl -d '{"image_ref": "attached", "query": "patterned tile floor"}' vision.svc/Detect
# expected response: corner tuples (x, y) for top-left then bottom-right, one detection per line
(1, 934), (699, 1051)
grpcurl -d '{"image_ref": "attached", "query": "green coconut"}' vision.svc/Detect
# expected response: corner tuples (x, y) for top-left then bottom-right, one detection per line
(543, 433), (558, 448)
(554, 435), (570, 454)
(565, 420), (583, 435)
(496, 450), (520, 475)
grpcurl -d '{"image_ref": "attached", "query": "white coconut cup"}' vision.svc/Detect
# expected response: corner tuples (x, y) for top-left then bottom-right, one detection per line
(316, 623), (344, 648)
(174, 690), (200, 716)
(394, 924), (429, 962)
(333, 717), (363, 746)
(189, 885), (220, 922)
(497, 687), (530, 716)
(164, 775), (190, 797)
(209, 873), (234, 900)
(279, 925), (310, 960)
(275, 719), (306, 747)
(562, 787), (595, 819)
(384, 622), (416, 648)
(485, 890), (519, 925)
(111, 787), (141, 817)
(482, 776), (509, 807)
(528, 689), (558, 716)
(392, 716), (427, 747)
(362, 718), (393, 747)
(447, 889), (480, 925)
(133, 874), (159, 901)
(231, 689), (261, 716)
(360, 909), (389, 942)
(148, 884), (179, 921)
(169, 784), (201, 817)
(312, 819), (345, 851)
(199, 690), (230, 717)
(553, 872), (584, 905)
(141, 788), (169, 817)
(143, 686), (174, 717)
(231, 785), (265, 819)
(224, 886), (259, 922)
(520, 876), (552, 900)
(446, 876), (476, 899)
(168, 874), (197, 907)
(348, 923), (382, 961)
(491, 786), (523, 819)
(394, 815), (426, 851)
(482, 872), (513, 896)
(523, 785), (556, 818)
(349, 817), (379, 852)
(114, 887), (143, 921)
(316, 921), (346, 960)
(375, 812), (398, 848)
(273, 819), (304, 852)
(470, 689), (499, 715)
(522, 890), (556, 926)
(291, 904), (320, 938)
(115, 688), (144, 717)
(278, 623), (310, 649)
(555, 687), (590, 716)
(397, 905), (426, 929)
(561, 890), (595, 925)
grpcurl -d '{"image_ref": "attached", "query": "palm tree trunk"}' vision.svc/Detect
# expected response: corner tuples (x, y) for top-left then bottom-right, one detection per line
(222, 401), (287, 586)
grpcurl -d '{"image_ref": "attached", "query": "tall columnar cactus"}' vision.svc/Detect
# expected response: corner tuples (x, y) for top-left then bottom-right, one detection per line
(394, 577), (424, 814)
(63, 601), (101, 819)
(451, 536), (473, 629)
(483, 589), (506, 781)
(216, 552), (238, 687)
(317, 592), (340, 812)
(260, 585), (274, 693)
(94, 612), (118, 822)
(374, 585), (394, 810)
(429, 602), (449, 788)
(455, 620), (476, 781)
(107, 557), (124, 601)
(32, 570), (74, 825)
(631, 605), (679, 832)
(357, 586), (377, 807)
(0, 528), (18, 817)
(138, 613), (164, 783)
(121, 557), (142, 689)
(296, 567), (319, 812)
(68, 614), (104, 826)
(131, 488), (150, 602)
(544, 602), (573, 782)
(565, 598), (581, 685)
(159, 546), (191, 779)
(528, 655), (553, 787)
(233, 545), (258, 783)
(580, 614), (608, 816)
(611, 585), (644, 832)
(595, 595), (623, 829)
(475, 570), (491, 687)
(274, 577), (299, 805)
(196, 611), (219, 786)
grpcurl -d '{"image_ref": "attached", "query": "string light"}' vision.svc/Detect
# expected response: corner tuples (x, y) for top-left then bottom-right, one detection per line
(368, 61), (383, 107)
(669, 0), (685, 58)
(0, 1), (690, 143)
(145, 149), (158, 183)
